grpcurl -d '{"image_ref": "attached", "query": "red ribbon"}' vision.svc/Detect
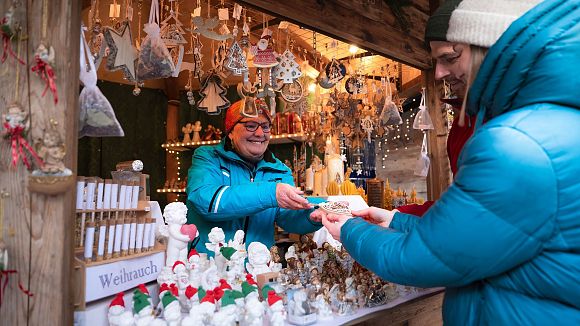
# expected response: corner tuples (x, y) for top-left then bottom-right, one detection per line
(3, 122), (44, 170)
(31, 55), (58, 105)
(0, 19), (25, 65)
(0, 270), (34, 307)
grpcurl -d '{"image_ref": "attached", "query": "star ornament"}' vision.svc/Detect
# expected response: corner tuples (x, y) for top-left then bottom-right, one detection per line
(103, 21), (138, 82)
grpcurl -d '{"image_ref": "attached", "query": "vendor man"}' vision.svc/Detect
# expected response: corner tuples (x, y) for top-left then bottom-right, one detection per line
(186, 100), (322, 253)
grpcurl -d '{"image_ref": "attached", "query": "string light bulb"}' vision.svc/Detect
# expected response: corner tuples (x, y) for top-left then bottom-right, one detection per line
(349, 44), (359, 54)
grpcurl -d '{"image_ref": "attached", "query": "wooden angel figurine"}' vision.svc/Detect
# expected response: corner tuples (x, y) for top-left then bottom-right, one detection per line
(191, 120), (202, 142)
(35, 123), (69, 174)
(182, 122), (193, 143)
(203, 124), (215, 141)
(158, 202), (194, 268)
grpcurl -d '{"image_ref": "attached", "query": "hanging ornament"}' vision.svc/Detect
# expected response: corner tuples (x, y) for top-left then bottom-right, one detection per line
(1, 103), (43, 170)
(237, 82), (258, 118)
(361, 115), (374, 143)
(191, 16), (232, 41)
(88, 19), (106, 69)
(32, 0), (58, 103)
(212, 40), (228, 76)
(325, 58), (346, 84)
(103, 21), (138, 81)
(251, 28), (278, 68)
(159, 2), (188, 47)
(224, 41), (248, 76)
(276, 49), (302, 84)
(197, 72), (230, 115)
(280, 80), (303, 103)
(0, 4), (25, 65)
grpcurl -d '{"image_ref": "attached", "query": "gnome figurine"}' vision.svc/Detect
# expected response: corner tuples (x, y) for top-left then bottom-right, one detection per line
(210, 290), (238, 326)
(107, 292), (134, 326)
(267, 289), (286, 326)
(161, 292), (182, 326)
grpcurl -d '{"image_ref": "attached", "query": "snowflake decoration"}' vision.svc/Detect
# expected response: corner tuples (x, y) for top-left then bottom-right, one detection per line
(340, 154), (347, 162)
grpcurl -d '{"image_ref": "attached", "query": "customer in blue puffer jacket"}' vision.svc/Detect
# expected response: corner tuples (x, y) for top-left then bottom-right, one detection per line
(186, 100), (322, 255)
(319, 0), (580, 324)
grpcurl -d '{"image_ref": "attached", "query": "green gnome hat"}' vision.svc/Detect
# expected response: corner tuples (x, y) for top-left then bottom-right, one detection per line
(220, 246), (236, 260)
(261, 285), (275, 299)
(221, 290), (236, 307)
(197, 286), (206, 301)
(161, 291), (178, 308)
(241, 281), (257, 297)
(132, 291), (150, 314)
(231, 290), (244, 301)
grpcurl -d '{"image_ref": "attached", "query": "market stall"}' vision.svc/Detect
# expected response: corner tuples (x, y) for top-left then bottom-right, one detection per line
(0, 0), (451, 325)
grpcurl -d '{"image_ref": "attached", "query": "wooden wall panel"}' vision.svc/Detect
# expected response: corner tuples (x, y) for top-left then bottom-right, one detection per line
(0, 0), (79, 325)
(26, 0), (80, 324)
(0, 1), (32, 324)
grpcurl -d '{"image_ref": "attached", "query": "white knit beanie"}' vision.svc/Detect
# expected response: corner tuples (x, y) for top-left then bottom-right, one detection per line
(446, 0), (542, 48)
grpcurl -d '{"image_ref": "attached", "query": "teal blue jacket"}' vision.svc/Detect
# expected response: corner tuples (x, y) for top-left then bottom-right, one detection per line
(340, 1), (580, 324)
(186, 140), (321, 254)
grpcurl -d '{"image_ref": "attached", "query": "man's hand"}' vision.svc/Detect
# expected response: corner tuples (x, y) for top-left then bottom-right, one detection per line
(276, 183), (312, 210)
(351, 207), (398, 228)
(321, 213), (352, 241)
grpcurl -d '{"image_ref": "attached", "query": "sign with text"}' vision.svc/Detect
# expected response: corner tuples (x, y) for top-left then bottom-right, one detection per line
(85, 252), (164, 302)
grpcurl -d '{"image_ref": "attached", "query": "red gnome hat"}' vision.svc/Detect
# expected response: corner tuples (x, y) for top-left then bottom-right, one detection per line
(267, 290), (282, 306)
(245, 274), (258, 286)
(188, 248), (199, 260)
(110, 292), (125, 308)
(219, 279), (232, 290)
(200, 290), (216, 304)
(185, 285), (198, 299)
(137, 284), (149, 296)
(172, 260), (185, 272)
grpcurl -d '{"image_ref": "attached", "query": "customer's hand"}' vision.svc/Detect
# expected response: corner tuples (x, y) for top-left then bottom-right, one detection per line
(351, 207), (398, 228)
(309, 208), (326, 223)
(322, 213), (353, 241)
(276, 183), (312, 210)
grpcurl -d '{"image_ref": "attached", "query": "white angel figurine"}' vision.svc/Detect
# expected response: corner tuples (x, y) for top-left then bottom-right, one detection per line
(246, 242), (272, 277)
(200, 261), (220, 290)
(205, 227), (227, 274)
(314, 294), (333, 320)
(158, 202), (194, 267)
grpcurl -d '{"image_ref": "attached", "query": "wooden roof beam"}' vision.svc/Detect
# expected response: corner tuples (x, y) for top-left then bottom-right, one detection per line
(234, 0), (432, 70)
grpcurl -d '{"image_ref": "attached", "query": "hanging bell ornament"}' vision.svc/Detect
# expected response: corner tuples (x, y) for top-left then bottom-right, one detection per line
(132, 85), (141, 96)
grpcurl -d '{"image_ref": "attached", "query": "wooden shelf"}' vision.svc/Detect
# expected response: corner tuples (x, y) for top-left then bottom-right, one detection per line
(161, 133), (308, 151)
(156, 188), (186, 193)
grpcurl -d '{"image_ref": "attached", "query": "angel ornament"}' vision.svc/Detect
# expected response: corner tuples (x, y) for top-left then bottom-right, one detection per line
(33, 120), (71, 176)
(361, 115), (375, 143)
(31, 43), (58, 104)
(2, 103), (43, 170)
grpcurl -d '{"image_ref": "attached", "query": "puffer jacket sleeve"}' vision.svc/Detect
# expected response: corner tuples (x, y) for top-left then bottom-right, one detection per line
(187, 147), (278, 222)
(389, 211), (421, 233)
(275, 169), (323, 234)
(341, 125), (557, 288)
